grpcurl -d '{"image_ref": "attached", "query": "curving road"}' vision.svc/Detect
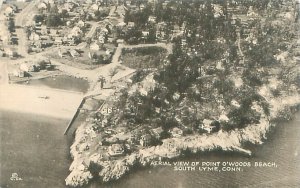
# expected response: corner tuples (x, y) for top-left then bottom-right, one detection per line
(8, 2), (173, 97)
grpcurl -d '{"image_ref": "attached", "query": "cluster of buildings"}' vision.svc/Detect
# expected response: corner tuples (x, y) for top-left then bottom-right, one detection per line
(0, 4), (19, 58)
(0, 48), (18, 58)
(11, 59), (52, 78)
(26, 0), (121, 62)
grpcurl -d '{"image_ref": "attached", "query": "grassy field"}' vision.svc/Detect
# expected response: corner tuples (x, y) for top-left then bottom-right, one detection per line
(120, 46), (167, 69)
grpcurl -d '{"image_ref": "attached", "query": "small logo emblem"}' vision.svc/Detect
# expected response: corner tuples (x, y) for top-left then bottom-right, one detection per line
(10, 173), (22, 181)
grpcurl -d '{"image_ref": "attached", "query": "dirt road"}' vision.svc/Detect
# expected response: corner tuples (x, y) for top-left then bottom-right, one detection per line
(15, 1), (38, 57)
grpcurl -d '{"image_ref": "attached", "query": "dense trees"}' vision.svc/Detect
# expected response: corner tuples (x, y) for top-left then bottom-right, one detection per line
(46, 14), (63, 27)
(8, 18), (15, 32)
(108, 0), (295, 134)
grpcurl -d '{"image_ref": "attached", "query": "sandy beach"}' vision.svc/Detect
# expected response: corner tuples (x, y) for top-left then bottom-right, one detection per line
(0, 62), (9, 85)
(0, 84), (84, 119)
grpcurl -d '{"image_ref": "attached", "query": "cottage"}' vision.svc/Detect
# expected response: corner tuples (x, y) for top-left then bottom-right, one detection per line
(77, 20), (85, 28)
(65, 37), (76, 46)
(69, 49), (80, 58)
(86, 0), (93, 4)
(29, 33), (40, 41)
(54, 37), (63, 46)
(105, 49), (112, 55)
(98, 35), (105, 44)
(102, 28), (109, 34)
(90, 42), (100, 51)
(139, 4), (145, 10)
(157, 21), (167, 29)
(0, 50), (4, 57)
(44, 0), (55, 5)
(162, 2), (168, 9)
(148, 16), (157, 23)
(4, 6), (15, 16)
(156, 31), (164, 39)
(8, 34), (18, 45)
(247, 6), (259, 17)
(163, 139), (176, 150)
(151, 127), (163, 139)
(90, 4), (100, 11)
(125, 0), (132, 6)
(231, 100), (240, 108)
(38, 2), (47, 10)
(20, 62), (38, 72)
(49, 29), (58, 36)
(40, 34), (51, 41)
(41, 25), (48, 35)
(127, 22), (135, 28)
(219, 114), (229, 122)
(200, 119), (215, 133)
(31, 40), (42, 49)
(64, 2), (76, 12)
(58, 49), (69, 58)
(140, 134), (152, 147)
(142, 31), (150, 37)
(38, 59), (52, 70)
(108, 144), (124, 156)
(116, 39), (124, 45)
(216, 61), (224, 70)
(129, 130), (140, 144)
(5, 48), (17, 58)
(69, 26), (82, 38)
(15, 70), (25, 77)
(107, 37), (114, 43)
(169, 127), (183, 138)
(181, 39), (187, 47)
(129, 4), (137, 10)
(117, 22), (126, 28)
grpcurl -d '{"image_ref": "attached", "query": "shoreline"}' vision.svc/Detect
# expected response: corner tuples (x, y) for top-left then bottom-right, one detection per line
(65, 89), (300, 186)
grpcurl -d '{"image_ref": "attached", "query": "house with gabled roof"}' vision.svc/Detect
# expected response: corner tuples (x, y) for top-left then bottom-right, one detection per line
(169, 127), (183, 138)
(108, 144), (124, 156)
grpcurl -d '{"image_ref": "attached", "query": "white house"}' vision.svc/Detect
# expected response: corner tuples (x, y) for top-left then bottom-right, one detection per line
(117, 21), (126, 28)
(142, 31), (149, 37)
(90, 4), (99, 11)
(200, 119), (215, 133)
(58, 48), (69, 58)
(90, 42), (100, 51)
(77, 20), (85, 28)
(98, 35), (105, 44)
(20, 62), (36, 72)
(127, 22), (135, 28)
(12, 69), (25, 77)
(148, 16), (157, 23)
(68, 26), (82, 38)
(4, 48), (17, 58)
(169, 127), (183, 138)
(38, 2), (48, 10)
(69, 49), (80, 58)
(29, 33), (40, 41)
(108, 144), (124, 156)
(4, 6), (15, 16)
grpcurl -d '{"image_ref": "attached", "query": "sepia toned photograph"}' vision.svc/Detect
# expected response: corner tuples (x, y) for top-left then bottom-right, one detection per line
(0, 0), (299, 187)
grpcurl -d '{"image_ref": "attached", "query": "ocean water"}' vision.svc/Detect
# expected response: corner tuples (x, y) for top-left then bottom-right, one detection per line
(0, 111), (299, 188)
(0, 111), (71, 188)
